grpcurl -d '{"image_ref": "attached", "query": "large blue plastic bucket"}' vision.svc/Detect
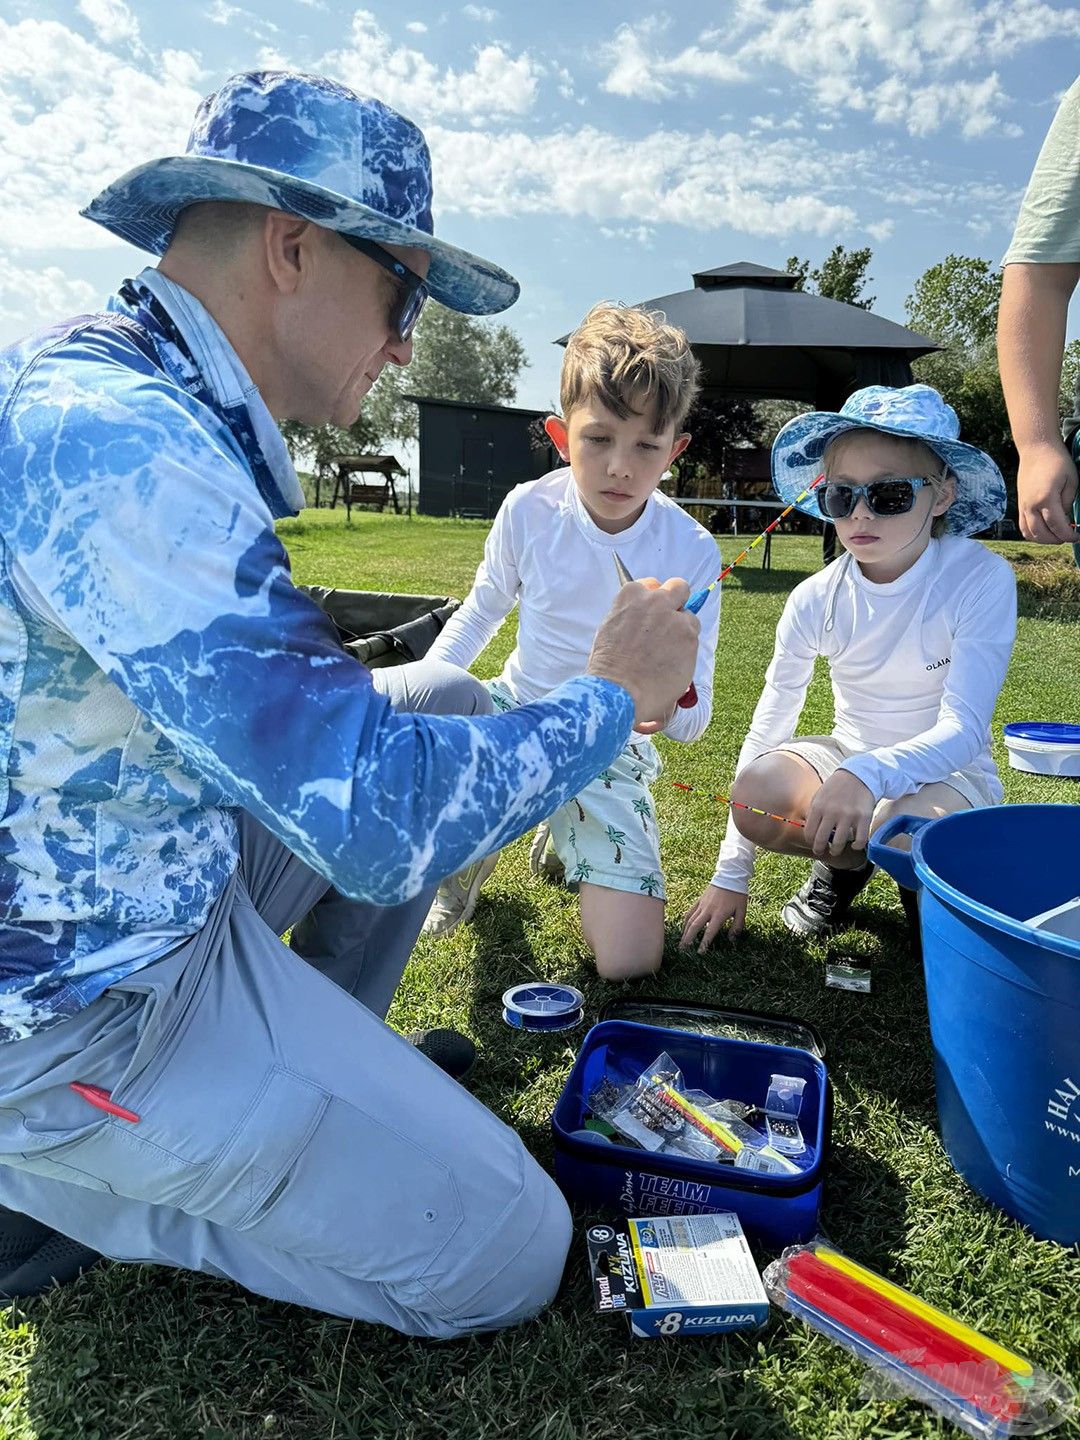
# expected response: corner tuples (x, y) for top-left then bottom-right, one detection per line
(869, 805), (1080, 1247)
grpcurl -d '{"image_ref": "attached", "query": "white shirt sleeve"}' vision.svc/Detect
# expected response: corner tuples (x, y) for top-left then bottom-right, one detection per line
(840, 560), (1017, 801)
(661, 547), (723, 744)
(426, 497), (520, 671)
(710, 585), (819, 893)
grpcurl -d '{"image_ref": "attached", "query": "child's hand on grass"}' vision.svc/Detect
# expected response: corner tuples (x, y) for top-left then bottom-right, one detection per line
(804, 770), (874, 859)
(680, 885), (747, 950)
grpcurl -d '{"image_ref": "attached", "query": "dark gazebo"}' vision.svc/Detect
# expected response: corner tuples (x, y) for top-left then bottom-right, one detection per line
(559, 261), (939, 410)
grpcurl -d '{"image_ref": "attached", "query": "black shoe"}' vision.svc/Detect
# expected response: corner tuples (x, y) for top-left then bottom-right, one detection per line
(407, 1028), (478, 1083)
(781, 860), (875, 937)
(898, 884), (922, 960)
(0, 1207), (102, 1299)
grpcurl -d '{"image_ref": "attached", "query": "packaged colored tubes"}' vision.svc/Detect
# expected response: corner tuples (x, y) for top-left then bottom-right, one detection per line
(763, 1241), (1075, 1439)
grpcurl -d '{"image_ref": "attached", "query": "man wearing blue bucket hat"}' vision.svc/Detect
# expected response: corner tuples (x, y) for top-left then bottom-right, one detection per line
(0, 71), (700, 1334)
(681, 383), (1016, 951)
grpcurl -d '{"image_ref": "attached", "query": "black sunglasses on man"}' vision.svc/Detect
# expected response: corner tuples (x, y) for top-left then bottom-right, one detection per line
(341, 235), (429, 343)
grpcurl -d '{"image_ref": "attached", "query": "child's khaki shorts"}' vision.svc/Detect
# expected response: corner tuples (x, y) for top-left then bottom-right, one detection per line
(774, 734), (1001, 811)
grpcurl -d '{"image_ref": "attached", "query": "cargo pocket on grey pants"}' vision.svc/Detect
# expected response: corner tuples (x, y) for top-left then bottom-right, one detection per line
(234, 1092), (465, 1285)
(13, 1065), (329, 1225)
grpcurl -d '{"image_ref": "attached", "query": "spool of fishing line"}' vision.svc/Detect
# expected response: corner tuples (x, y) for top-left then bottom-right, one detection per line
(502, 983), (585, 1032)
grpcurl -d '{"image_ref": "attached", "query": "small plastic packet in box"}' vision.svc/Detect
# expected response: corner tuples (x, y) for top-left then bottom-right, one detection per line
(589, 1053), (801, 1173)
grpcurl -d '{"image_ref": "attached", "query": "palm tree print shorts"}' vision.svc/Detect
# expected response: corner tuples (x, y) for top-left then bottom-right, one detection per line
(487, 681), (665, 899)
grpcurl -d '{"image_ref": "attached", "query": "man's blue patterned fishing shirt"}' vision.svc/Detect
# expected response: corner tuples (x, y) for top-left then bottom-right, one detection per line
(0, 268), (633, 1042)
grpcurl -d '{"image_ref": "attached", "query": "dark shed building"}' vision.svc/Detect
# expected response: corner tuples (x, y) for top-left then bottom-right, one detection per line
(408, 396), (557, 519)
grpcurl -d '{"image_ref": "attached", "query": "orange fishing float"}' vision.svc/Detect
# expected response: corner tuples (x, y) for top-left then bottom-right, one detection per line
(671, 781), (806, 829)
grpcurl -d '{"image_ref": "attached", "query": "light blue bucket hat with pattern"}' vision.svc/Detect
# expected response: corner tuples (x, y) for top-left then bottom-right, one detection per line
(772, 383), (1007, 536)
(81, 69), (519, 316)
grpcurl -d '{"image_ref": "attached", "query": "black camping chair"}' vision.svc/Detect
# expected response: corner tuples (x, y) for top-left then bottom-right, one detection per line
(301, 586), (461, 669)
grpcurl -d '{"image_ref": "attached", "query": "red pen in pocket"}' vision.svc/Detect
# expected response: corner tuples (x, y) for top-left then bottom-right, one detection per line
(69, 1082), (141, 1123)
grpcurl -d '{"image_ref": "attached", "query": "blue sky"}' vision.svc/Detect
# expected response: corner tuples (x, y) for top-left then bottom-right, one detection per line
(1, 0), (1079, 414)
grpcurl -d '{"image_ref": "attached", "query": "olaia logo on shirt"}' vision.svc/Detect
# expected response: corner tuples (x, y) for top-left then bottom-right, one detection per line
(925, 655), (951, 672)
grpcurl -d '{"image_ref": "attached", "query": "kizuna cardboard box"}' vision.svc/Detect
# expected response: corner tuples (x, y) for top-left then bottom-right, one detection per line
(586, 1211), (769, 1338)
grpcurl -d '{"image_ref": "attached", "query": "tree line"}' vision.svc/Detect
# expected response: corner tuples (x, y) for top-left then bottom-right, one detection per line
(281, 245), (1080, 501)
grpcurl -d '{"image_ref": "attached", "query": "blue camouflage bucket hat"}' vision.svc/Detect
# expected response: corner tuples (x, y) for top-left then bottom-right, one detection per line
(772, 384), (1006, 536)
(81, 70), (518, 316)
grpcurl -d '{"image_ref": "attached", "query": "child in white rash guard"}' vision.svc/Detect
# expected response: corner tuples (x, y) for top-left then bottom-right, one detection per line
(680, 383), (1015, 952)
(425, 302), (720, 978)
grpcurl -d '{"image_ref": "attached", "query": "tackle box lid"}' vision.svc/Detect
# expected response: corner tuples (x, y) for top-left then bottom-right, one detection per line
(598, 997), (825, 1061)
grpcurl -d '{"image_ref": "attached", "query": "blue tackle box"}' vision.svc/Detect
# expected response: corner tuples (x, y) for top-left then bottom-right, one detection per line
(551, 1000), (830, 1249)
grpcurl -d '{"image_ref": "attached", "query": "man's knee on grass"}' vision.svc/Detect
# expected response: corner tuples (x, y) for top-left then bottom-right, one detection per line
(410, 1163), (573, 1339)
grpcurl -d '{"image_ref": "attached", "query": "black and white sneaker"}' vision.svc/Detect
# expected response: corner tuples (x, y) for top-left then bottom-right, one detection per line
(781, 860), (875, 937)
(0, 1207), (102, 1300)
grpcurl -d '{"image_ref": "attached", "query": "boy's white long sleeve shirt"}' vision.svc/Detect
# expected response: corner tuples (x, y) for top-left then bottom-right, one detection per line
(428, 468), (722, 743)
(711, 537), (1017, 893)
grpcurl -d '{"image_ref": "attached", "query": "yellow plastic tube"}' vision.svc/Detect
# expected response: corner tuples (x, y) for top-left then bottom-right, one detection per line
(813, 1245), (1034, 1380)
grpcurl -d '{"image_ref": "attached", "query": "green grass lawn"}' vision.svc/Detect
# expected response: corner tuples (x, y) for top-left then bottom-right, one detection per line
(3, 509), (1079, 1440)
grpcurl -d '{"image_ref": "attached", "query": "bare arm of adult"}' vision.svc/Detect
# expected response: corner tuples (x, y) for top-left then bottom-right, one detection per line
(586, 576), (697, 734)
(997, 262), (1080, 544)
(680, 885), (748, 950)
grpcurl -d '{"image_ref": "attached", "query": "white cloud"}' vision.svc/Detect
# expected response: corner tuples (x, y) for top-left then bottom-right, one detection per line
(319, 10), (539, 120)
(426, 122), (861, 238)
(749, 114), (802, 132)
(462, 4), (497, 19)
(601, 19), (751, 102)
(601, 20), (677, 101)
(254, 45), (290, 69)
(868, 71), (1020, 139)
(599, 223), (656, 247)
(406, 20), (428, 32)
(552, 63), (579, 103)
(599, 1), (1079, 136)
(204, 1), (279, 35)
(0, 19), (202, 252)
(0, 255), (99, 328)
(661, 43), (745, 86)
(980, 0), (1080, 60)
(76, 0), (139, 47)
(866, 218), (895, 242)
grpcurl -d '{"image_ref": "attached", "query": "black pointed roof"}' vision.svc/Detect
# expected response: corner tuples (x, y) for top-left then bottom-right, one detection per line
(691, 261), (799, 289)
(556, 260), (939, 407)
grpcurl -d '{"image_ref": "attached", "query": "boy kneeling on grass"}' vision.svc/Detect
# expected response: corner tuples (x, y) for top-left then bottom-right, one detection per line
(424, 302), (721, 978)
(681, 384), (1016, 954)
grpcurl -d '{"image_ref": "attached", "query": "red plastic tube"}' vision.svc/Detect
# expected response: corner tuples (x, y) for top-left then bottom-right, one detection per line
(785, 1250), (1023, 1424)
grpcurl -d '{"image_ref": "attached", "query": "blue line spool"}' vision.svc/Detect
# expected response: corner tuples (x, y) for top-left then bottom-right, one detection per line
(502, 983), (585, 1032)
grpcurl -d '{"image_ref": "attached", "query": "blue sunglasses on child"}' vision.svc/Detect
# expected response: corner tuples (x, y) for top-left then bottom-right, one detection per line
(341, 235), (429, 342)
(819, 475), (933, 520)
